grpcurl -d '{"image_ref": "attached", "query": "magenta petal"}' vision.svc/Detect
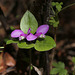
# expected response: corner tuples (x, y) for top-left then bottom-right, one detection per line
(11, 30), (24, 38)
(27, 28), (31, 34)
(36, 25), (49, 34)
(26, 33), (37, 41)
(20, 34), (27, 37)
(35, 32), (42, 37)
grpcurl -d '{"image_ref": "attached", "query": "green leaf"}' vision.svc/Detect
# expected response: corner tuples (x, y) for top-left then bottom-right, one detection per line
(72, 57), (75, 64)
(34, 36), (56, 51)
(56, 2), (59, 5)
(49, 19), (55, 23)
(50, 17), (54, 19)
(60, 2), (63, 5)
(17, 42), (34, 49)
(20, 10), (38, 34)
(51, 62), (68, 75)
(50, 68), (67, 75)
(6, 40), (18, 44)
(52, 2), (56, 6)
(49, 16), (59, 27)
(50, 68), (60, 74)
(59, 69), (68, 75)
(31, 65), (33, 70)
(56, 4), (62, 12)
(53, 62), (65, 69)
(53, 21), (59, 27)
(10, 26), (15, 30)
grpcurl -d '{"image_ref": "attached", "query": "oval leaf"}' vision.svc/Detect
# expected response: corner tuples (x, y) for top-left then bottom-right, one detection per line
(17, 42), (34, 49)
(20, 10), (38, 34)
(6, 40), (18, 44)
(34, 36), (56, 51)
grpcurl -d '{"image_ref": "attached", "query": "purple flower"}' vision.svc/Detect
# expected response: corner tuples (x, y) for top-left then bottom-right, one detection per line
(11, 25), (49, 41)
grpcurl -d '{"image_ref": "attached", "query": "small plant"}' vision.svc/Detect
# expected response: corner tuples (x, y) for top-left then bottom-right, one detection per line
(5, 1), (75, 75)
(6, 10), (56, 74)
(7, 10), (56, 51)
(50, 62), (68, 75)
(52, 2), (63, 12)
(49, 2), (75, 75)
(49, 2), (63, 27)
(49, 2), (63, 72)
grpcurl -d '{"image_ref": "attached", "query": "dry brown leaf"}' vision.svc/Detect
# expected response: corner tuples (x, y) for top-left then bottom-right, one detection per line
(0, 53), (7, 73)
(4, 52), (16, 67)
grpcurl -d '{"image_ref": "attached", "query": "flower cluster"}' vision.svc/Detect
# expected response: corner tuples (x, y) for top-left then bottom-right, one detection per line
(11, 25), (49, 41)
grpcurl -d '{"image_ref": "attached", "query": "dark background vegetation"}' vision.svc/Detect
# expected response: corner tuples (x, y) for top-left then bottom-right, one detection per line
(0, 0), (75, 75)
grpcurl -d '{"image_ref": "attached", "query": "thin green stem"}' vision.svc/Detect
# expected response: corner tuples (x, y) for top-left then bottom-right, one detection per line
(51, 6), (56, 15)
(46, 52), (50, 75)
(58, 3), (75, 13)
(50, 28), (57, 70)
(29, 49), (31, 75)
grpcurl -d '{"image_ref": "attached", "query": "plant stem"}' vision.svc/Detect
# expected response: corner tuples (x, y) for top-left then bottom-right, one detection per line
(29, 49), (31, 75)
(50, 28), (57, 70)
(46, 52), (50, 75)
(58, 3), (75, 14)
(0, 47), (4, 52)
